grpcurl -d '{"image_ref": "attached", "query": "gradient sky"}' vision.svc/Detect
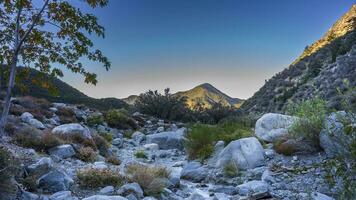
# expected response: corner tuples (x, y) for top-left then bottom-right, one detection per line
(61, 0), (355, 99)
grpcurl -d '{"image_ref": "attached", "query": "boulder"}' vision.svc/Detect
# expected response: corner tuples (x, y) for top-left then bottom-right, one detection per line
(210, 185), (238, 195)
(20, 112), (45, 129)
(50, 191), (78, 200)
(27, 157), (53, 175)
(37, 170), (74, 193)
(49, 145), (75, 159)
(117, 183), (144, 199)
(52, 123), (92, 139)
(21, 112), (34, 123)
(180, 161), (207, 182)
(112, 138), (123, 147)
(99, 186), (115, 195)
(255, 113), (298, 142)
(237, 180), (269, 198)
(212, 137), (265, 170)
(82, 196), (128, 200)
(310, 192), (335, 200)
(131, 131), (145, 145)
(320, 111), (355, 158)
(143, 143), (159, 151)
(146, 128), (186, 150)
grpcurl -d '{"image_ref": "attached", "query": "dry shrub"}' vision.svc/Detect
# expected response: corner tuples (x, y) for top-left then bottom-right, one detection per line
(58, 132), (97, 150)
(21, 175), (38, 192)
(93, 134), (110, 157)
(56, 107), (78, 124)
(77, 168), (124, 189)
(273, 140), (296, 156)
(106, 156), (121, 165)
(14, 96), (52, 120)
(0, 146), (20, 197)
(77, 147), (97, 162)
(126, 163), (170, 196)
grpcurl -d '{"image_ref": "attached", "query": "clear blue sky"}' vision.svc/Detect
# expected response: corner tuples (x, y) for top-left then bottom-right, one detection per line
(63, 0), (355, 99)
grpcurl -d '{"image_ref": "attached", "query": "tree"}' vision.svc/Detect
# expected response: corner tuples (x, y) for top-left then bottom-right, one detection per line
(0, 0), (110, 135)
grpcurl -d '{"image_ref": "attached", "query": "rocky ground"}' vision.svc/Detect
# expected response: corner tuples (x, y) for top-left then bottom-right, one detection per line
(1, 97), (352, 200)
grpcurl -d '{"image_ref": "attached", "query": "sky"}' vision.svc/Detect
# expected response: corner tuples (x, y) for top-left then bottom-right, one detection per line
(62, 0), (355, 99)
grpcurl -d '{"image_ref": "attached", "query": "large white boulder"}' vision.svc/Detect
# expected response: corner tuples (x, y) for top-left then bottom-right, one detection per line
(255, 113), (298, 142)
(52, 123), (92, 139)
(146, 128), (186, 150)
(212, 137), (265, 170)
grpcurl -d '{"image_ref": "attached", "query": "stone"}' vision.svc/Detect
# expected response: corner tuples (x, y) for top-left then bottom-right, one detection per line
(265, 149), (275, 159)
(49, 145), (75, 159)
(20, 191), (40, 200)
(212, 137), (265, 170)
(112, 138), (123, 147)
(255, 113), (298, 142)
(143, 143), (159, 151)
(131, 131), (145, 145)
(117, 183), (144, 199)
(93, 161), (108, 169)
(237, 180), (269, 198)
(180, 161), (207, 182)
(82, 195), (128, 200)
(261, 170), (276, 184)
(213, 193), (230, 200)
(320, 111), (355, 157)
(52, 123), (92, 139)
(157, 126), (164, 132)
(38, 170), (74, 193)
(27, 157), (53, 175)
(211, 185), (238, 195)
(20, 112), (45, 129)
(146, 128), (186, 150)
(99, 186), (115, 195)
(50, 191), (78, 200)
(21, 112), (34, 123)
(311, 192), (335, 200)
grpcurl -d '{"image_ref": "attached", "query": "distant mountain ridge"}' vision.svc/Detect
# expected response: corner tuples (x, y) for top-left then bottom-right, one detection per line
(242, 4), (356, 113)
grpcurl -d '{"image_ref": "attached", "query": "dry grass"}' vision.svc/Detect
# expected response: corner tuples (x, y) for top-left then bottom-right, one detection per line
(77, 168), (124, 189)
(273, 140), (296, 156)
(126, 163), (170, 196)
(56, 107), (78, 124)
(76, 147), (97, 162)
(106, 156), (121, 165)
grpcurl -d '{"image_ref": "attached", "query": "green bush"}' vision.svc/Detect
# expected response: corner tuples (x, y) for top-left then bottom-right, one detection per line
(0, 147), (19, 197)
(134, 150), (148, 159)
(15, 128), (63, 152)
(223, 162), (239, 178)
(77, 168), (124, 188)
(126, 163), (170, 196)
(286, 97), (327, 144)
(100, 132), (113, 143)
(185, 118), (253, 160)
(86, 112), (104, 126)
(105, 109), (137, 129)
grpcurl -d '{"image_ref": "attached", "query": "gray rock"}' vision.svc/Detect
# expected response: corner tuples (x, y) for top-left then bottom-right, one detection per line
(99, 186), (115, 195)
(320, 111), (355, 157)
(27, 157), (53, 175)
(20, 191), (40, 200)
(212, 137), (265, 170)
(157, 126), (164, 132)
(264, 149), (275, 159)
(21, 112), (45, 129)
(311, 192), (335, 200)
(255, 113), (298, 142)
(82, 195), (128, 200)
(180, 161), (207, 182)
(237, 180), (269, 198)
(117, 183), (144, 199)
(143, 143), (159, 151)
(146, 128), (186, 150)
(49, 145), (75, 159)
(125, 194), (137, 200)
(131, 131), (145, 145)
(38, 170), (74, 193)
(211, 185), (238, 195)
(21, 112), (34, 123)
(50, 191), (78, 200)
(52, 123), (92, 139)
(261, 170), (275, 184)
(213, 193), (230, 200)
(188, 192), (205, 200)
(112, 138), (123, 147)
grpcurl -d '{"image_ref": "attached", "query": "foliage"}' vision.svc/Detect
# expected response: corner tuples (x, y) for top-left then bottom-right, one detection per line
(105, 109), (137, 129)
(56, 107), (78, 124)
(126, 163), (170, 196)
(273, 139), (296, 156)
(286, 97), (327, 144)
(106, 156), (121, 165)
(76, 147), (97, 162)
(194, 101), (236, 124)
(337, 79), (356, 113)
(15, 127), (62, 152)
(0, 146), (20, 197)
(86, 112), (104, 126)
(93, 134), (110, 157)
(135, 88), (191, 121)
(77, 168), (124, 189)
(100, 132), (113, 143)
(185, 118), (253, 160)
(134, 150), (148, 159)
(223, 162), (239, 178)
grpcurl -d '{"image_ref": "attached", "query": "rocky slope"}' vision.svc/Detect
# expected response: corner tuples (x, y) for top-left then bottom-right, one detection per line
(242, 4), (356, 114)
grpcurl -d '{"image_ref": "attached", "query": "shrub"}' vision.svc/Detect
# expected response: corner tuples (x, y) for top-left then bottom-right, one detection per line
(126, 163), (170, 196)
(22, 175), (38, 192)
(93, 134), (110, 157)
(59, 132), (97, 150)
(106, 156), (121, 165)
(0, 147), (19, 196)
(77, 168), (124, 188)
(15, 127), (62, 152)
(273, 139), (296, 156)
(77, 147), (97, 162)
(86, 112), (104, 126)
(223, 162), (239, 178)
(56, 107), (78, 124)
(100, 132), (113, 143)
(286, 97), (327, 144)
(134, 150), (148, 159)
(105, 109), (137, 129)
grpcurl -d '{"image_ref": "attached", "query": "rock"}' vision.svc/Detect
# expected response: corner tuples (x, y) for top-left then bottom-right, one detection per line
(112, 138), (123, 147)
(131, 131), (145, 145)
(82, 195), (128, 200)
(188, 192), (206, 200)
(212, 137), (265, 170)
(27, 157), (53, 175)
(117, 183), (144, 199)
(237, 180), (269, 198)
(255, 113), (298, 142)
(320, 111), (355, 157)
(92, 161), (108, 169)
(157, 126), (164, 132)
(180, 161), (207, 182)
(143, 143), (159, 151)
(21, 112), (34, 123)
(50, 191), (78, 200)
(213, 193), (230, 200)
(99, 186), (115, 195)
(52, 123), (92, 139)
(211, 185), (238, 195)
(38, 170), (74, 193)
(264, 149), (275, 159)
(49, 145), (75, 159)
(20, 112), (45, 129)
(261, 170), (275, 184)
(20, 191), (40, 200)
(146, 128), (186, 150)
(311, 192), (335, 200)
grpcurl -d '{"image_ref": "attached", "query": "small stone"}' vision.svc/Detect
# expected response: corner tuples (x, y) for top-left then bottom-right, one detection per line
(99, 186), (115, 195)
(49, 145), (75, 159)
